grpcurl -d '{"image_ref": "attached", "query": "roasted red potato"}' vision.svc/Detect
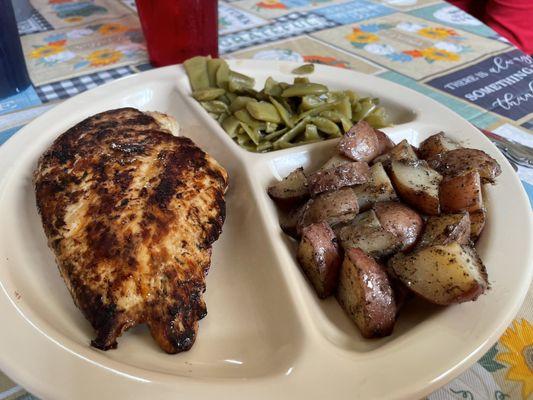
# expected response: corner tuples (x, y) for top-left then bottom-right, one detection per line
(428, 148), (501, 183)
(268, 167), (309, 209)
(389, 161), (443, 215)
(279, 204), (307, 239)
(415, 212), (471, 249)
(373, 201), (423, 252)
(372, 139), (418, 167)
(297, 222), (342, 298)
(320, 154), (352, 170)
(469, 208), (487, 242)
(389, 242), (488, 305)
(337, 248), (396, 338)
(418, 132), (461, 160)
(337, 210), (402, 259)
(353, 162), (397, 211)
(374, 129), (395, 155)
(439, 170), (483, 213)
(338, 121), (380, 162)
(308, 161), (369, 196)
(298, 187), (359, 234)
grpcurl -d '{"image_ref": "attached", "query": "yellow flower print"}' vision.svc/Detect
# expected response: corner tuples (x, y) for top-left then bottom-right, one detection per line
(30, 44), (64, 59)
(346, 29), (379, 44)
(418, 27), (457, 40)
(98, 23), (128, 35)
(421, 47), (460, 62)
(497, 319), (533, 399)
(86, 49), (123, 67)
(64, 16), (83, 23)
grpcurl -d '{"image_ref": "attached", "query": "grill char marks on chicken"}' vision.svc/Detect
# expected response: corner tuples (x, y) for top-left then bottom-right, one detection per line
(34, 108), (228, 353)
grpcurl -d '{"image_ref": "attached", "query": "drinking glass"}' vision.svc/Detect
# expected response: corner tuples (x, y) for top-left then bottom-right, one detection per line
(136, 0), (218, 67)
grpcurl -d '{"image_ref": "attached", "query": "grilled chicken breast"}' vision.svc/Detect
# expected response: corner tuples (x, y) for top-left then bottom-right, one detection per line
(34, 108), (228, 353)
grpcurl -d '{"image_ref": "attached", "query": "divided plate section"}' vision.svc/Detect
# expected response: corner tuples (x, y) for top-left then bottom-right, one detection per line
(0, 68), (307, 380)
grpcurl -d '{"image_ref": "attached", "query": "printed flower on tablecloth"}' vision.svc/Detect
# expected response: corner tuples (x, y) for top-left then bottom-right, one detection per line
(303, 55), (349, 69)
(48, 0), (73, 4)
(64, 16), (83, 23)
(403, 47), (460, 63)
(364, 43), (395, 55)
(52, 2), (107, 20)
(358, 23), (393, 33)
(255, 0), (287, 10)
(86, 49), (124, 67)
(417, 26), (458, 40)
(66, 28), (93, 39)
(98, 23), (129, 36)
(346, 28), (379, 47)
(496, 319), (533, 399)
(43, 50), (76, 63)
(30, 43), (65, 59)
(396, 21), (425, 32)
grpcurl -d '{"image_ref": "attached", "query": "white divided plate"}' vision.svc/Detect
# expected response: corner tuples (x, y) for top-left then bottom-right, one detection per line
(0, 60), (531, 400)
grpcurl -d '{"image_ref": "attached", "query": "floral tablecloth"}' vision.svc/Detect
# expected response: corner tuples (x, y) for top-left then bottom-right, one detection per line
(0, 0), (531, 399)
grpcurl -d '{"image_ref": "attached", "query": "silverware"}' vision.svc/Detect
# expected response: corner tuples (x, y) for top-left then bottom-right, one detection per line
(479, 129), (533, 172)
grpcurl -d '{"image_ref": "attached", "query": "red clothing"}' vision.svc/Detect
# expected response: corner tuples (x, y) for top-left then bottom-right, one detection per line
(448, 0), (533, 54)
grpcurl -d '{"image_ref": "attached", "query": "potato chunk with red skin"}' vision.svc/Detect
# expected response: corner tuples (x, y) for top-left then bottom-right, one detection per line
(389, 161), (443, 215)
(389, 242), (488, 305)
(337, 248), (396, 338)
(372, 139), (418, 167)
(373, 201), (423, 252)
(352, 162), (397, 211)
(469, 208), (487, 242)
(418, 132), (461, 160)
(439, 170), (483, 213)
(297, 222), (342, 298)
(415, 212), (471, 250)
(297, 187), (359, 235)
(428, 148), (501, 183)
(374, 129), (395, 155)
(338, 121), (380, 162)
(307, 161), (369, 196)
(267, 167), (308, 209)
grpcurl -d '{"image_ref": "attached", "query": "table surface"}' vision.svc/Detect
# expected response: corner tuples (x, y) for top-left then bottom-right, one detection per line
(1, 1), (532, 399)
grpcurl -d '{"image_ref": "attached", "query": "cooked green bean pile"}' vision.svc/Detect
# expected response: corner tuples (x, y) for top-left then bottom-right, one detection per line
(184, 56), (390, 152)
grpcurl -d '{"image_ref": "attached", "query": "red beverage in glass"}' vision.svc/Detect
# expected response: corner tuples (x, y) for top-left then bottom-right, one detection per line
(136, 0), (218, 67)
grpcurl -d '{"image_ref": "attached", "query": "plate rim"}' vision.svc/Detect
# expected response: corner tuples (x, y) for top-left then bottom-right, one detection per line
(0, 60), (531, 400)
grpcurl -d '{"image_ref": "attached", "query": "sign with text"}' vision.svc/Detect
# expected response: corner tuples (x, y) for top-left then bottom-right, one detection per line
(427, 50), (533, 121)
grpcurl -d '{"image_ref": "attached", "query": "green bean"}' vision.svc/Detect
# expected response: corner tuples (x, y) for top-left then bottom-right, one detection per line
(234, 109), (265, 130)
(263, 77), (283, 97)
(309, 117), (341, 136)
(256, 141), (273, 152)
(263, 127), (288, 141)
(240, 122), (261, 145)
(300, 95), (325, 111)
(207, 58), (223, 87)
(265, 122), (278, 133)
(304, 124), (320, 141)
(216, 61), (230, 90)
(192, 88), (225, 101)
(228, 71), (255, 93)
(217, 112), (229, 124)
(364, 107), (389, 128)
(291, 63), (314, 75)
(229, 96), (255, 113)
(274, 117), (310, 145)
(296, 101), (340, 122)
(336, 95), (352, 120)
(353, 98), (377, 121)
(293, 77), (310, 84)
(201, 100), (228, 114)
(221, 115), (240, 138)
(184, 56), (210, 91)
(184, 56), (391, 152)
(246, 101), (281, 123)
(282, 83), (328, 97)
(269, 97), (294, 128)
